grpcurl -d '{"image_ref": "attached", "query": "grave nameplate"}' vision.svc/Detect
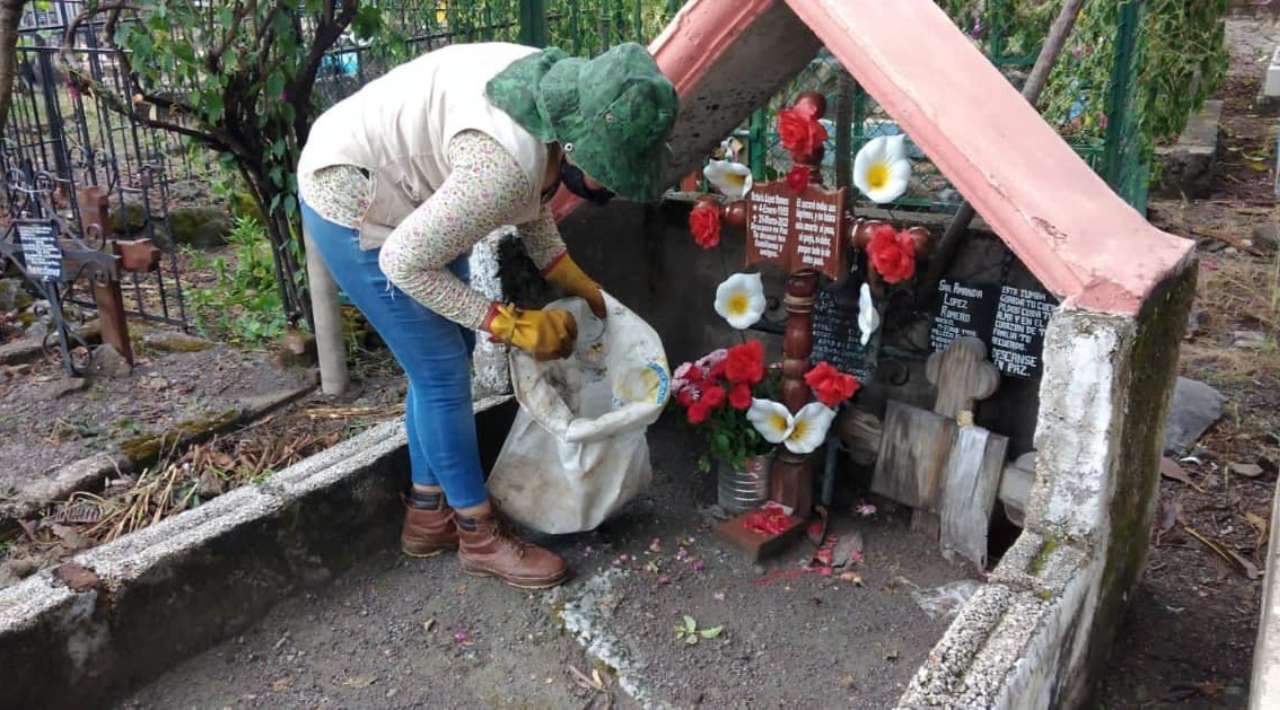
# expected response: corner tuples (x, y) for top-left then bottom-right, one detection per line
(811, 275), (876, 382)
(929, 279), (999, 353)
(16, 221), (61, 281)
(746, 182), (846, 280)
(990, 285), (1055, 379)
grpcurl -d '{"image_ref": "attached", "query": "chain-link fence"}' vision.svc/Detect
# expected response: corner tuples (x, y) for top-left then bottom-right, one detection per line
(737, 0), (1149, 215)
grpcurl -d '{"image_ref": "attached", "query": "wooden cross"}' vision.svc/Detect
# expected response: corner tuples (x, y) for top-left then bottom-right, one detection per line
(716, 93), (849, 560)
(871, 337), (1009, 569)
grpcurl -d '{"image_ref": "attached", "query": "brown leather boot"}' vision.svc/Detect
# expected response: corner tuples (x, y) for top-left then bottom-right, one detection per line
(400, 492), (458, 558)
(456, 512), (568, 589)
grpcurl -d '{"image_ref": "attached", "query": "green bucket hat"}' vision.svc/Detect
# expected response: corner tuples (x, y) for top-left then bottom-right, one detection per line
(486, 43), (679, 202)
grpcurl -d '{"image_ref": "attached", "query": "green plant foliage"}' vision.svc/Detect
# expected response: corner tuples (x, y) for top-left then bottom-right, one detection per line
(545, 0), (677, 56)
(64, 0), (383, 325)
(939, 0), (1229, 156)
(187, 216), (290, 346)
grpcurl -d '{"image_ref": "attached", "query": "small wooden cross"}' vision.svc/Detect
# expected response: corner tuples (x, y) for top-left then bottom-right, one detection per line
(872, 336), (1008, 568)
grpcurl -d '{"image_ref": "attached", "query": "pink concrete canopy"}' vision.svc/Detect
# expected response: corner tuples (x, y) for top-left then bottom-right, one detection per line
(554, 0), (1193, 315)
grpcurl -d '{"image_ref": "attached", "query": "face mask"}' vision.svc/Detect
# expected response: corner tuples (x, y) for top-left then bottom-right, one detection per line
(560, 157), (615, 205)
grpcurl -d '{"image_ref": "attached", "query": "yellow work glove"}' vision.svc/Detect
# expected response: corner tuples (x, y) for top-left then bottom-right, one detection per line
(543, 253), (607, 319)
(485, 303), (578, 361)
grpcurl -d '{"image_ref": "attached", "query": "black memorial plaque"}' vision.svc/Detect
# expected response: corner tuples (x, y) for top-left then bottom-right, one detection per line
(16, 221), (61, 281)
(990, 285), (1055, 379)
(810, 275), (876, 383)
(929, 279), (999, 353)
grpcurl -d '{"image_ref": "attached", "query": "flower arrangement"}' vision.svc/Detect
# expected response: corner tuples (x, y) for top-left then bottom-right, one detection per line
(672, 336), (862, 471)
(672, 340), (778, 472)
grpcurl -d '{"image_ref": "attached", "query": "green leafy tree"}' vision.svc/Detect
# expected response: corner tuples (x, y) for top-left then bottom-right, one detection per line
(57, 0), (390, 326)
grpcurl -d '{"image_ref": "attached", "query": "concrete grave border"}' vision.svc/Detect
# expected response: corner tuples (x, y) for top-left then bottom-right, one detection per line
(0, 396), (515, 709)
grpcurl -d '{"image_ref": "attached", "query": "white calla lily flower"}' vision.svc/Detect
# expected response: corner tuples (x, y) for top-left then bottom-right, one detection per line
(785, 402), (837, 454)
(703, 160), (754, 199)
(714, 272), (767, 330)
(858, 283), (880, 346)
(853, 135), (912, 204)
(747, 399), (794, 444)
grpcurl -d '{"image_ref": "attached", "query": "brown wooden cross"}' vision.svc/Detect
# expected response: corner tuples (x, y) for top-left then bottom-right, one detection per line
(717, 93), (849, 560)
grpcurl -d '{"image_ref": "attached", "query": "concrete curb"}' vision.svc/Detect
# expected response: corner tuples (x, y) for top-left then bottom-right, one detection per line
(1, 379), (318, 521)
(1154, 100), (1223, 199)
(899, 532), (1099, 709)
(1249, 477), (1280, 710)
(0, 395), (514, 709)
(0, 320), (102, 367)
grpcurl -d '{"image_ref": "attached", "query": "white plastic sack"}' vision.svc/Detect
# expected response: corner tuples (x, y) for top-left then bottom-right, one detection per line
(488, 292), (670, 533)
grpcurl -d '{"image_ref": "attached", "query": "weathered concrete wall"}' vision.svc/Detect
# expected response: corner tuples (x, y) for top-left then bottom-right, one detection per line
(557, 200), (760, 365)
(900, 257), (1196, 708)
(0, 399), (515, 709)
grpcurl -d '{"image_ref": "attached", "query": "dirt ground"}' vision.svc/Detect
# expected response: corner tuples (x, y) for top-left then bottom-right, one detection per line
(123, 417), (970, 709)
(1094, 12), (1280, 709)
(0, 334), (315, 491)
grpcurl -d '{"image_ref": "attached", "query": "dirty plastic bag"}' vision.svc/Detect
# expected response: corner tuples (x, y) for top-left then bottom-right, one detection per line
(488, 292), (670, 533)
(911, 580), (984, 620)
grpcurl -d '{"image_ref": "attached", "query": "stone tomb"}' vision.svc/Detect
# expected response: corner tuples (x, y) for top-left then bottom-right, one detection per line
(550, 1), (1198, 707)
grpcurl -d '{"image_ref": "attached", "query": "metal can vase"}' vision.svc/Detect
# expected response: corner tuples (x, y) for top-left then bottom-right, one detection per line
(717, 454), (773, 515)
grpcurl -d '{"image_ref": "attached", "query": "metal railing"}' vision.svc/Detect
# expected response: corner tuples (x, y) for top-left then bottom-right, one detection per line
(739, 0), (1149, 215)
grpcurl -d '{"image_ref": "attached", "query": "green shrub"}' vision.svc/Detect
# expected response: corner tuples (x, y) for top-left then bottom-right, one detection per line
(186, 216), (289, 346)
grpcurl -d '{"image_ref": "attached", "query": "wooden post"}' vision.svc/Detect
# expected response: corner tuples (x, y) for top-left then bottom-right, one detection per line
(769, 91), (830, 519)
(772, 269), (817, 516)
(304, 223), (350, 396)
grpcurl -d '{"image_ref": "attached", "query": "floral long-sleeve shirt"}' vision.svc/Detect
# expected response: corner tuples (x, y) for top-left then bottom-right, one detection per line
(298, 130), (565, 329)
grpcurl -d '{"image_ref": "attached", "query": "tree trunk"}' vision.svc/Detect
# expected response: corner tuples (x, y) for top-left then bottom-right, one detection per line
(0, 0), (27, 131)
(240, 164), (313, 330)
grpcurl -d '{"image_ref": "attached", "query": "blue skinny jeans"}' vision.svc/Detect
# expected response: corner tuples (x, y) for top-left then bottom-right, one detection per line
(301, 200), (488, 509)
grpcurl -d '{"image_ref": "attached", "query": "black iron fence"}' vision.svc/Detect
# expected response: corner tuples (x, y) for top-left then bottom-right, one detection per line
(2, 4), (189, 352)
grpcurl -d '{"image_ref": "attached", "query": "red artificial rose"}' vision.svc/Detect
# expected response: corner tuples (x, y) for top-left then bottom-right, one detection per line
(866, 224), (917, 284)
(677, 385), (698, 408)
(804, 361), (861, 407)
(729, 382), (752, 410)
(777, 107), (828, 158)
(689, 202), (721, 249)
(687, 400), (711, 424)
(701, 384), (726, 410)
(724, 340), (765, 385)
(708, 358), (727, 382)
(786, 165), (811, 194)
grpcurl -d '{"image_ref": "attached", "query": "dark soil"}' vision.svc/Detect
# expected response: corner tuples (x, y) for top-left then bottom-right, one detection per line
(1095, 14), (1280, 709)
(123, 417), (971, 709)
(0, 331), (315, 494)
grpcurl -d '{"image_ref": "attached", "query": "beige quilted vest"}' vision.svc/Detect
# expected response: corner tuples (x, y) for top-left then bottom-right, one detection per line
(298, 42), (548, 249)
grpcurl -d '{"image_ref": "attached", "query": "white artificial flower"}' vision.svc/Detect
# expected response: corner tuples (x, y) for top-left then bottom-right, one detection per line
(784, 402), (836, 454)
(719, 137), (743, 162)
(858, 283), (880, 346)
(853, 135), (912, 204)
(747, 399), (794, 444)
(703, 160), (754, 200)
(714, 272), (766, 330)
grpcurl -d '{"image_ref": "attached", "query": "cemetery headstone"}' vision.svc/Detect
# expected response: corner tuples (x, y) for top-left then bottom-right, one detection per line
(990, 285), (1055, 378)
(930, 279), (998, 352)
(930, 278), (1056, 381)
(16, 221), (61, 281)
(810, 274), (877, 382)
(746, 182), (847, 280)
